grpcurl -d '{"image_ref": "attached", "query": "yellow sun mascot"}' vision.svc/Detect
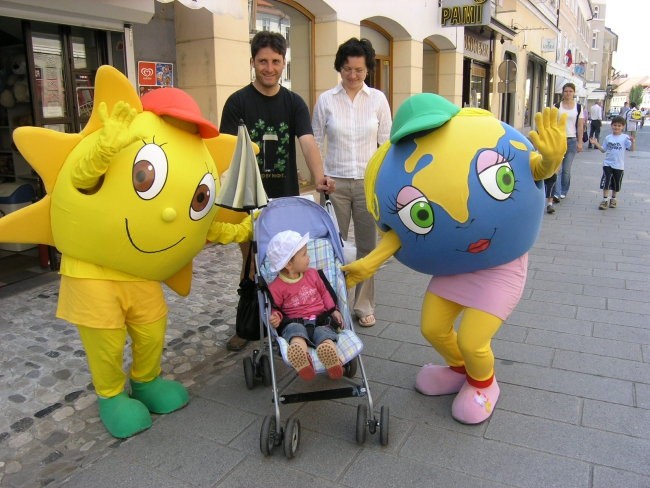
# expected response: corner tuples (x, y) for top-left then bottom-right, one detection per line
(0, 66), (251, 438)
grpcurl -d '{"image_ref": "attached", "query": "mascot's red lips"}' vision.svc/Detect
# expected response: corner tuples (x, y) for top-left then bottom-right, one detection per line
(467, 239), (490, 253)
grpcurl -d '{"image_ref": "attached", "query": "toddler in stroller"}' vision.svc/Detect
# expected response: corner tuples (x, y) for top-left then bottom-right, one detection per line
(267, 230), (344, 381)
(243, 196), (388, 457)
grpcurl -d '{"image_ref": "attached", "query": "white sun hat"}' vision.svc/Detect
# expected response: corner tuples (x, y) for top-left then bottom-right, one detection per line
(267, 230), (310, 273)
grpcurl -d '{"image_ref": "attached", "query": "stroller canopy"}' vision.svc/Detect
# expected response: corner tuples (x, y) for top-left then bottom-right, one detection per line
(255, 197), (344, 268)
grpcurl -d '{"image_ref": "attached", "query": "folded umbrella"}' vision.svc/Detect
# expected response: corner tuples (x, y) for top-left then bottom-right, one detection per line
(215, 122), (268, 211)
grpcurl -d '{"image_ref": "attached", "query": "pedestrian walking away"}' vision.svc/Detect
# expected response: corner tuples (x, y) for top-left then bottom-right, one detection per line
(588, 100), (603, 148)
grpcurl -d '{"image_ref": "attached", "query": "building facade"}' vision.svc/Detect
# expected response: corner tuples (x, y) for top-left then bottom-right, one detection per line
(0, 0), (616, 280)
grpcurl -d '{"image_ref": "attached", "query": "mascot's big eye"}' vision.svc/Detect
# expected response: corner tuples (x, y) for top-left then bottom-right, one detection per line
(398, 196), (434, 235)
(189, 173), (216, 221)
(133, 143), (168, 200)
(478, 162), (515, 201)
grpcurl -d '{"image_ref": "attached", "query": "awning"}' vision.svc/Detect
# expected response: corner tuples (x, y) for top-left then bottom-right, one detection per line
(0, 0), (155, 30)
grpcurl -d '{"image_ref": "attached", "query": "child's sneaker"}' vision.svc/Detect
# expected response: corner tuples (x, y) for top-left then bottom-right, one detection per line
(598, 200), (608, 210)
(316, 342), (343, 380)
(287, 343), (315, 380)
(609, 199), (617, 208)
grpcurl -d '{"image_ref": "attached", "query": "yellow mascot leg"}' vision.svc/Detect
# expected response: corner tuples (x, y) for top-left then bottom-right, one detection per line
(456, 308), (503, 385)
(127, 316), (189, 414)
(452, 308), (503, 424)
(77, 325), (152, 438)
(415, 293), (468, 395)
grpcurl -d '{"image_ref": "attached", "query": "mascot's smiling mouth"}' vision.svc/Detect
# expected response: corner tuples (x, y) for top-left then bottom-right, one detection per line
(125, 218), (185, 253)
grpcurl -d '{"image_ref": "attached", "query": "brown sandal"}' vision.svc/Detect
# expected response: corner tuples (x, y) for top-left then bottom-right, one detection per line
(287, 343), (315, 380)
(316, 342), (343, 380)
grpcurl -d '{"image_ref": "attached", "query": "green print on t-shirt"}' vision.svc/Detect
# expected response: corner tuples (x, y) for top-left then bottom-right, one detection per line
(250, 119), (290, 173)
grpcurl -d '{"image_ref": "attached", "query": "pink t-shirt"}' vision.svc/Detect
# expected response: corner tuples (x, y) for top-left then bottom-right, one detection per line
(427, 254), (528, 320)
(269, 267), (336, 320)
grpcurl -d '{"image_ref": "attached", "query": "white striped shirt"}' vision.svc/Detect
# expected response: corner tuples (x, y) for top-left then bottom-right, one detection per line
(312, 82), (392, 179)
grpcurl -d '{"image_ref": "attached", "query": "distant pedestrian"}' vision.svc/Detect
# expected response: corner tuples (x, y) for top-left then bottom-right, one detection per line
(625, 102), (643, 151)
(588, 101), (603, 148)
(590, 115), (632, 210)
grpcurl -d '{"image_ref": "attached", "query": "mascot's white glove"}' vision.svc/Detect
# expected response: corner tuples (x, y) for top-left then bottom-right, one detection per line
(528, 106), (568, 181)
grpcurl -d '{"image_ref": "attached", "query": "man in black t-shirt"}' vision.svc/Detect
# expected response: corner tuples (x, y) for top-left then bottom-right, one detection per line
(221, 31), (335, 350)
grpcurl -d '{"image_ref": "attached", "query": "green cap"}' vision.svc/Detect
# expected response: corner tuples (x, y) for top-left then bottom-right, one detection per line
(390, 93), (460, 143)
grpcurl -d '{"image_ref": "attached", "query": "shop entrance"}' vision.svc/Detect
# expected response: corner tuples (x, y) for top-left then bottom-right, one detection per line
(0, 18), (125, 288)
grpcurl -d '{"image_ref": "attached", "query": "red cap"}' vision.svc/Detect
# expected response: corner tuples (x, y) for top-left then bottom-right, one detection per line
(141, 87), (218, 139)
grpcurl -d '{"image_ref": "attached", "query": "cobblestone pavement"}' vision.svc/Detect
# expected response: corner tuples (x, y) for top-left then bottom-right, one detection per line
(0, 243), (244, 487)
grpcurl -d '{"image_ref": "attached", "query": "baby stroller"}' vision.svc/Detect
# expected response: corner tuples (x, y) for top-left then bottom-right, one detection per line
(241, 196), (389, 458)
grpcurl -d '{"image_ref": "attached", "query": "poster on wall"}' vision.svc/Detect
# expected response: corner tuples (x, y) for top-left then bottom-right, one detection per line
(138, 61), (174, 96)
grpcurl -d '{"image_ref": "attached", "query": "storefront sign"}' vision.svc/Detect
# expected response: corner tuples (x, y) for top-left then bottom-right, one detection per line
(464, 34), (490, 63)
(137, 61), (174, 96)
(440, 0), (490, 27)
(541, 38), (556, 52)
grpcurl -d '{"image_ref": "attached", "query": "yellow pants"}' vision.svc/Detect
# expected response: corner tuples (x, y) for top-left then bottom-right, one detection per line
(77, 316), (167, 398)
(421, 292), (503, 382)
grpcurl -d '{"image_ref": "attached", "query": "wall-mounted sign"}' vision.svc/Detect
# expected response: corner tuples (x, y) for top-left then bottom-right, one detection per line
(541, 38), (556, 52)
(464, 33), (490, 62)
(137, 61), (174, 96)
(441, 0), (490, 27)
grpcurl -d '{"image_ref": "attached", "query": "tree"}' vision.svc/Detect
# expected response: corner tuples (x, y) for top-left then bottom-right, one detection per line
(629, 84), (644, 107)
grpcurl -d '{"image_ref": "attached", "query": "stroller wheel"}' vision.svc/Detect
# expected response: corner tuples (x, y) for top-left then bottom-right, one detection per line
(260, 354), (272, 387)
(283, 417), (300, 459)
(343, 356), (358, 378)
(260, 415), (277, 456)
(243, 357), (255, 390)
(379, 405), (389, 446)
(355, 404), (367, 445)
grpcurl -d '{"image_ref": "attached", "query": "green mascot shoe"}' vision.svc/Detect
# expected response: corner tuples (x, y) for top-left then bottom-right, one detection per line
(130, 377), (189, 414)
(97, 392), (152, 439)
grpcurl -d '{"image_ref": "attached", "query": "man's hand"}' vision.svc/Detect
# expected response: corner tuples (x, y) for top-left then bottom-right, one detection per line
(316, 176), (336, 194)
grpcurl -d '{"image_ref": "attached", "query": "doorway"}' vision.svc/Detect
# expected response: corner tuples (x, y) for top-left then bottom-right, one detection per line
(0, 18), (126, 288)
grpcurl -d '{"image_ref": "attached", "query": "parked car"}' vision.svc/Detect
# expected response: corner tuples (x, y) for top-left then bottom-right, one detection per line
(608, 108), (620, 119)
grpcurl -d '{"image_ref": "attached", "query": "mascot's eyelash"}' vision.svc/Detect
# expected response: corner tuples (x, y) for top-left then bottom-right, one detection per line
(140, 136), (167, 148)
(493, 146), (515, 164)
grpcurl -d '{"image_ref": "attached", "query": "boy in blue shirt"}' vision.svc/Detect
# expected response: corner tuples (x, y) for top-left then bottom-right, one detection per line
(590, 116), (632, 209)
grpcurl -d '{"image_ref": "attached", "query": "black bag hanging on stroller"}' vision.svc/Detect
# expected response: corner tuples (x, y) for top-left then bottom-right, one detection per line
(235, 245), (261, 341)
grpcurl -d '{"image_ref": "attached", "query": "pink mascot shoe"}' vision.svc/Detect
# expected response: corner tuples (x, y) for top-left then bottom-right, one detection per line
(451, 378), (500, 424)
(415, 364), (466, 396)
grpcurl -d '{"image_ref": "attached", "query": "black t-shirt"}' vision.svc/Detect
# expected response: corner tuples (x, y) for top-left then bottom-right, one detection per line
(220, 84), (313, 198)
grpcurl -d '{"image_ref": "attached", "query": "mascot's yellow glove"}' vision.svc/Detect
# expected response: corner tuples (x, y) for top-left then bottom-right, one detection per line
(341, 229), (401, 288)
(528, 106), (568, 181)
(207, 213), (253, 244)
(72, 101), (139, 190)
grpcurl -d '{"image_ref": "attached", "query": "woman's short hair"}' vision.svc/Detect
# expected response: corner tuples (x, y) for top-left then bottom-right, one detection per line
(251, 31), (287, 59)
(562, 82), (576, 92)
(334, 38), (376, 72)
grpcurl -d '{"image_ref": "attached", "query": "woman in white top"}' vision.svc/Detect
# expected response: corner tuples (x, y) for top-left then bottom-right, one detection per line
(312, 38), (392, 327)
(544, 82), (584, 213)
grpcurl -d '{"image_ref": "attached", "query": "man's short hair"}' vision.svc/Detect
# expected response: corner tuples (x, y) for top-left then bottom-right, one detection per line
(251, 31), (287, 59)
(611, 116), (626, 125)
